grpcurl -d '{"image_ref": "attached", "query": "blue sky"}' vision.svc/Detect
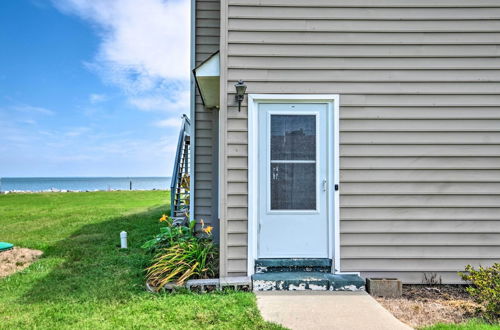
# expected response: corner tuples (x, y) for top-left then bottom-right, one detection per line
(0, 0), (190, 177)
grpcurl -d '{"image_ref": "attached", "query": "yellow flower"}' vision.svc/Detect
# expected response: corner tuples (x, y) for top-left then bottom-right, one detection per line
(159, 214), (168, 222)
(202, 226), (213, 235)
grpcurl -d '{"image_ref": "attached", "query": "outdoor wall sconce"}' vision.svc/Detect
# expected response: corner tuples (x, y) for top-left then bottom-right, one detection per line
(234, 80), (247, 112)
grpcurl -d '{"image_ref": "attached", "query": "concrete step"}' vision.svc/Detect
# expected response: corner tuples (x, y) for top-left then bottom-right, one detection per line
(255, 258), (332, 273)
(252, 272), (365, 292)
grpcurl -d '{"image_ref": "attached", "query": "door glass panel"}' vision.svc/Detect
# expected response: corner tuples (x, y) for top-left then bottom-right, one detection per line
(271, 163), (316, 210)
(271, 115), (316, 161)
(269, 114), (317, 210)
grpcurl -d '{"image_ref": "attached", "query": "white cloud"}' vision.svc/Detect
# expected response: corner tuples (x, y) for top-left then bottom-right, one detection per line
(11, 104), (55, 116)
(65, 126), (91, 137)
(153, 117), (182, 128)
(89, 93), (107, 103)
(20, 119), (37, 125)
(52, 0), (191, 99)
(129, 88), (190, 112)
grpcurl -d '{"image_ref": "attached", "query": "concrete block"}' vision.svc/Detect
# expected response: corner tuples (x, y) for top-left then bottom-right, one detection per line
(186, 278), (219, 292)
(366, 278), (402, 298)
(220, 276), (252, 291)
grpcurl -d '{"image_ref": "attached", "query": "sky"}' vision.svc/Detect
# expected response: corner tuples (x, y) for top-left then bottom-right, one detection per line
(0, 0), (190, 177)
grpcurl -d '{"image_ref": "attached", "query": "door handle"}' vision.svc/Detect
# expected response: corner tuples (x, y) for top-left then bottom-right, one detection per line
(322, 179), (327, 192)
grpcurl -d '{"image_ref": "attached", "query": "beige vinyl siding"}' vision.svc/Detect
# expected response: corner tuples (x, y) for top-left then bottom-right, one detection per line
(194, 0), (220, 232)
(218, 0), (500, 281)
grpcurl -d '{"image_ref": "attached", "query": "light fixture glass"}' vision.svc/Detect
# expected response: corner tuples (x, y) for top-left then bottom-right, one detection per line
(234, 80), (247, 112)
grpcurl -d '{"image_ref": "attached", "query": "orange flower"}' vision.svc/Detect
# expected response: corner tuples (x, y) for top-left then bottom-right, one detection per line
(202, 226), (213, 235)
(159, 214), (168, 222)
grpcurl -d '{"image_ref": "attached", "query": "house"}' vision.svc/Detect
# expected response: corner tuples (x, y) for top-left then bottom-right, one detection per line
(179, 0), (500, 289)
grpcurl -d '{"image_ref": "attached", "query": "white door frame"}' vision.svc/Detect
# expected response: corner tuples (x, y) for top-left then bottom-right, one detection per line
(247, 94), (340, 276)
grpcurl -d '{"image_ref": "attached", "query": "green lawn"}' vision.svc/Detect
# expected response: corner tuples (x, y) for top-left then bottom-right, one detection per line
(0, 191), (281, 329)
(423, 320), (500, 330)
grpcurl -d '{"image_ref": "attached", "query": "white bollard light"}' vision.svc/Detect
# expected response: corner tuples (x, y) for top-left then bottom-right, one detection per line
(120, 231), (128, 249)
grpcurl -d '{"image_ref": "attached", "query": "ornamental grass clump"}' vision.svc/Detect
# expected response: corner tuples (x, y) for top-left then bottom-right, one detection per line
(459, 263), (500, 323)
(146, 238), (217, 288)
(144, 215), (218, 290)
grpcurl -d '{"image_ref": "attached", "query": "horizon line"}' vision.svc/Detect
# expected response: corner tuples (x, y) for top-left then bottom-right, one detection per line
(0, 176), (172, 179)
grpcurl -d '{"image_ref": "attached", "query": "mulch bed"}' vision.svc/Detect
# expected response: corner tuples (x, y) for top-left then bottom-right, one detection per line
(376, 285), (479, 328)
(0, 247), (43, 278)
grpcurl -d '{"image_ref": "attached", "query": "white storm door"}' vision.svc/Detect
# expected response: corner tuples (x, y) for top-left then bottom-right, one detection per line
(257, 103), (329, 258)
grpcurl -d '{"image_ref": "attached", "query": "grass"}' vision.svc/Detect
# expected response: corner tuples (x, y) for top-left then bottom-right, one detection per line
(423, 320), (500, 330)
(0, 191), (281, 329)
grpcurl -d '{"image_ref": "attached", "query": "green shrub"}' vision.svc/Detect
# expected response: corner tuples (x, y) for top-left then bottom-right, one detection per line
(459, 263), (500, 323)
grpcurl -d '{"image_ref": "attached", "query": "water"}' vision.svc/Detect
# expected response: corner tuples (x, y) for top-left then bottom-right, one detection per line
(0, 177), (171, 192)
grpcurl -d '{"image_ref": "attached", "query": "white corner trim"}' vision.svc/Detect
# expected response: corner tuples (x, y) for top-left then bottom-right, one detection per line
(247, 94), (341, 276)
(188, 0), (196, 221)
(247, 94), (259, 276)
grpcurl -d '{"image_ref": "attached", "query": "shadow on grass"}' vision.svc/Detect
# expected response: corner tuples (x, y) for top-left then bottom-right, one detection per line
(19, 205), (166, 304)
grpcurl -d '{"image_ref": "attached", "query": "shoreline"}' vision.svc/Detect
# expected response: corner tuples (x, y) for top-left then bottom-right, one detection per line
(0, 188), (169, 194)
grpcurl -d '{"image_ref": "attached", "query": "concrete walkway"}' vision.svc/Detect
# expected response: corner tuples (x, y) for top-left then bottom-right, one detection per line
(256, 291), (412, 330)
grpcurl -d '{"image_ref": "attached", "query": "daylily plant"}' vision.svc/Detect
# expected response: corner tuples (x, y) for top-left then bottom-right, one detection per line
(143, 213), (219, 288)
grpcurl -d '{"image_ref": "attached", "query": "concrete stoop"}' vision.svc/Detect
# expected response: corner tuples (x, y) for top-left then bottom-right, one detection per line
(252, 259), (365, 292)
(253, 272), (365, 291)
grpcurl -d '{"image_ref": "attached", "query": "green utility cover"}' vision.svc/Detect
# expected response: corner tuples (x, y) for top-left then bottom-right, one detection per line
(0, 242), (14, 251)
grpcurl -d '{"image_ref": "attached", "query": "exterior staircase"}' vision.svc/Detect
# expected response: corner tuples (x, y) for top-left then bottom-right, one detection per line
(252, 259), (365, 291)
(170, 115), (191, 223)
